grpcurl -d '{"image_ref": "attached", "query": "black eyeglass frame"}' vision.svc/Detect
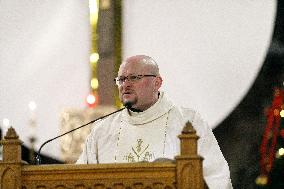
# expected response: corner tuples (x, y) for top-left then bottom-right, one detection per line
(114, 74), (157, 86)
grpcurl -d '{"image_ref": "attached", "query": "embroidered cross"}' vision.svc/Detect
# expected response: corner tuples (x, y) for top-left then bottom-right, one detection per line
(123, 139), (155, 162)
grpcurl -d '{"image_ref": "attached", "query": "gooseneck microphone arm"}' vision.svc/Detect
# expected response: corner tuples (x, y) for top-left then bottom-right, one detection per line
(35, 108), (125, 165)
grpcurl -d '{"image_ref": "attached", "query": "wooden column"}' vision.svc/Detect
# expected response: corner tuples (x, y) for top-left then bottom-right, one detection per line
(97, 0), (122, 106)
(0, 127), (24, 189)
(175, 122), (204, 189)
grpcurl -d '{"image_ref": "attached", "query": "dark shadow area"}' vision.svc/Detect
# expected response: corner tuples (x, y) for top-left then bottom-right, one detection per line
(21, 145), (63, 164)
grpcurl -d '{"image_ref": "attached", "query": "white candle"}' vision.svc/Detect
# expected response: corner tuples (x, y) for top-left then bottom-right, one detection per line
(28, 101), (37, 138)
(2, 118), (10, 138)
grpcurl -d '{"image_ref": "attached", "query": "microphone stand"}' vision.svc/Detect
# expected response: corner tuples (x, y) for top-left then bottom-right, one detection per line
(35, 108), (125, 165)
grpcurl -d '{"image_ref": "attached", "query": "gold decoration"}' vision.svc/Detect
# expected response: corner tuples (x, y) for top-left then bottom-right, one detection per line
(60, 105), (117, 163)
(100, 0), (111, 10)
(274, 109), (279, 116)
(255, 175), (268, 185)
(123, 139), (155, 162)
(89, 0), (99, 102)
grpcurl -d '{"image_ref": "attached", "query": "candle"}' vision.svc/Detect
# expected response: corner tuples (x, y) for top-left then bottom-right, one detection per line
(28, 101), (37, 137)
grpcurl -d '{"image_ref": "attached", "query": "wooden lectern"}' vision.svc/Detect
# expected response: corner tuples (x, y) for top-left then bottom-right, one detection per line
(0, 122), (206, 189)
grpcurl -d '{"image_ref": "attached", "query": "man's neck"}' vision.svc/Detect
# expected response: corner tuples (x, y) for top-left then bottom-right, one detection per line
(128, 92), (160, 113)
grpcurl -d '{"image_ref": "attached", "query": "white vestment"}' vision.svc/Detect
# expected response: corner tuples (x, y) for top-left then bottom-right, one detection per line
(77, 92), (233, 189)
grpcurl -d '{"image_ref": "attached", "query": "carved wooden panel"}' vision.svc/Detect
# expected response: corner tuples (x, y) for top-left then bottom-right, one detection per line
(22, 181), (175, 189)
(2, 168), (16, 189)
(20, 163), (177, 189)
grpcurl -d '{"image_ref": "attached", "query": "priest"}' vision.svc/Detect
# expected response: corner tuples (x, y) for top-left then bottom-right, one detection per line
(77, 55), (233, 189)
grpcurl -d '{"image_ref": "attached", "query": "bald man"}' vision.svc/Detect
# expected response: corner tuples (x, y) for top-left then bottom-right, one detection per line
(77, 55), (232, 189)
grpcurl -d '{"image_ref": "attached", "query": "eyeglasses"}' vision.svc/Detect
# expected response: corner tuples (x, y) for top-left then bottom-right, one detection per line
(114, 74), (156, 86)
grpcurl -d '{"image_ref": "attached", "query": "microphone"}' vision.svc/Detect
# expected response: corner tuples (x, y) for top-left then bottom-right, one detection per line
(35, 108), (125, 165)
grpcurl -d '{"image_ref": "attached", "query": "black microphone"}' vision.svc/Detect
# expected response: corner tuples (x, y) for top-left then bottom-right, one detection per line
(35, 108), (125, 165)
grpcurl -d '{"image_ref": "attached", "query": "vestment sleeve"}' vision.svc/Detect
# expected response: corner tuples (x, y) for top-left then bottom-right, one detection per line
(76, 129), (98, 164)
(76, 136), (89, 164)
(192, 111), (233, 189)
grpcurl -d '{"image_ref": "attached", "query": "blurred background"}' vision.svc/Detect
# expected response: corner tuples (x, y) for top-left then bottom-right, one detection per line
(0, 1), (283, 188)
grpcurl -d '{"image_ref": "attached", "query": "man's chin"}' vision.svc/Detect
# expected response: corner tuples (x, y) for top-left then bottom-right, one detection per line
(123, 99), (135, 109)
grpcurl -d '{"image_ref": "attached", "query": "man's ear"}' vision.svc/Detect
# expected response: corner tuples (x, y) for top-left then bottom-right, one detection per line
(154, 76), (163, 90)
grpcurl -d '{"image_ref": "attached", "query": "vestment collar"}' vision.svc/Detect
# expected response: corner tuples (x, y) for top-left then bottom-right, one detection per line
(121, 91), (174, 125)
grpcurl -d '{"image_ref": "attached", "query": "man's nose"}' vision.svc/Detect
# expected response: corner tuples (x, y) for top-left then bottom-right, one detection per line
(121, 78), (132, 86)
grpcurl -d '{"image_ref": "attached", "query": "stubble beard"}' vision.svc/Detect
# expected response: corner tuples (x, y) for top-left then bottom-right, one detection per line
(123, 97), (137, 109)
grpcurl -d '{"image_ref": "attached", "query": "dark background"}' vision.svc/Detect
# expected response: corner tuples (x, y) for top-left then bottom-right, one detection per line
(214, 1), (284, 188)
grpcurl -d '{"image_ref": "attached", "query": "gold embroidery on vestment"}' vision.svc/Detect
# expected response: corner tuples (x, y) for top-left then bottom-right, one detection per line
(123, 139), (155, 162)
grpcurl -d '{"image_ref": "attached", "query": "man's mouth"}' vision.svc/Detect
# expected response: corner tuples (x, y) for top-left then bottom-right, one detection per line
(123, 91), (133, 95)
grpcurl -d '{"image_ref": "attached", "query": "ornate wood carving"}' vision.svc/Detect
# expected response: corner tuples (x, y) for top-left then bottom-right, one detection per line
(0, 123), (204, 189)
(175, 122), (204, 189)
(0, 127), (24, 189)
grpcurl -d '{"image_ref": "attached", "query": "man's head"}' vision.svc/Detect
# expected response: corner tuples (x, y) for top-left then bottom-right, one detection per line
(116, 55), (163, 111)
